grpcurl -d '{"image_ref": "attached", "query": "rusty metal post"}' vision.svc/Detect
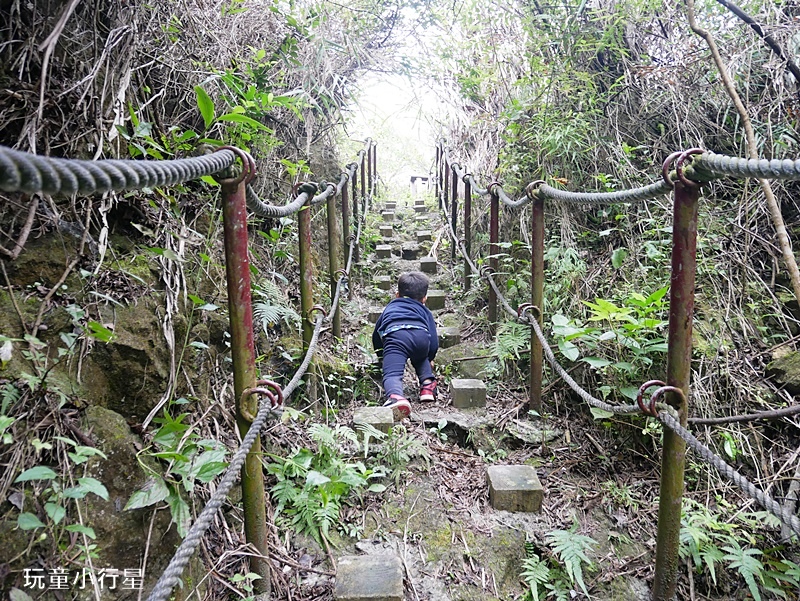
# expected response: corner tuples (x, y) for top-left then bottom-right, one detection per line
(652, 180), (698, 600)
(328, 184), (342, 338)
(353, 155), (361, 263)
(443, 160), (449, 212)
(360, 150), (366, 205)
(342, 173), (352, 300)
(488, 184), (499, 333)
(530, 193), (544, 414)
(371, 143), (377, 197)
(298, 199), (314, 351)
(435, 146), (440, 205)
(367, 143), (374, 200)
(219, 151), (270, 594)
(464, 177), (472, 292)
(451, 165), (458, 262)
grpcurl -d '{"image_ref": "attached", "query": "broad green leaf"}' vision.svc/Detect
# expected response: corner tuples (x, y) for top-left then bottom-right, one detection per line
(15, 466), (57, 482)
(611, 247), (627, 268)
(194, 86), (215, 129)
(216, 112), (271, 131)
(10, 588), (35, 601)
(590, 407), (614, 420)
(167, 488), (191, 537)
(125, 477), (170, 510)
(368, 483), (387, 493)
(558, 340), (579, 362)
(44, 502), (66, 524)
(63, 477), (109, 501)
(581, 357), (611, 369)
(86, 321), (115, 343)
(306, 470), (331, 486)
(65, 524), (96, 539)
(18, 512), (45, 530)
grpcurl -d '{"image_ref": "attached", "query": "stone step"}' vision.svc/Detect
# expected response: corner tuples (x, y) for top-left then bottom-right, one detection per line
(375, 244), (392, 259)
(385, 202), (397, 211)
(413, 205), (427, 213)
(401, 243), (419, 260)
(425, 290), (445, 310)
(335, 555), (404, 601)
(353, 407), (394, 435)
(451, 378), (486, 408)
(416, 230), (432, 242)
(368, 307), (382, 323)
(486, 465), (544, 513)
(381, 211), (395, 222)
(438, 326), (460, 349)
(419, 257), (437, 274)
(379, 225), (393, 238)
(374, 275), (392, 290)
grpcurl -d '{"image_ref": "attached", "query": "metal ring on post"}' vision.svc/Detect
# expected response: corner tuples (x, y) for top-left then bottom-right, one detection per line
(661, 151), (684, 189)
(517, 302), (541, 322)
(335, 268), (348, 280)
(480, 264), (495, 278)
(637, 380), (666, 417)
(525, 180), (546, 200)
(486, 181), (502, 196)
(256, 379), (284, 407)
(239, 387), (279, 423)
(292, 182), (319, 197)
(215, 146), (256, 185)
(650, 385), (688, 416)
(674, 148), (705, 188)
(308, 305), (327, 320)
(462, 173), (473, 183)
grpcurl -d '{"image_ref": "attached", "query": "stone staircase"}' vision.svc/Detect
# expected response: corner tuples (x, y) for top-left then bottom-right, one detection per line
(343, 194), (545, 601)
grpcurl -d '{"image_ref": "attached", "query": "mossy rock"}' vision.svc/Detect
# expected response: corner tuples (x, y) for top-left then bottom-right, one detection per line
(767, 351), (800, 395)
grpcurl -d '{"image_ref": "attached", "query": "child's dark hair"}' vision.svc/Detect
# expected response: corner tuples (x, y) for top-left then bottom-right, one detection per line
(398, 271), (429, 301)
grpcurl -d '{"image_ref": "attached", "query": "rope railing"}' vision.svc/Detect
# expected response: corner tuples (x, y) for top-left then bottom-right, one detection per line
(437, 180), (800, 538)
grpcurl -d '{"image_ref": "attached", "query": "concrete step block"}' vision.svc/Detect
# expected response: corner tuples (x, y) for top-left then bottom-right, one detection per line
(415, 215), (428, 223)
(413, 205), (427, 213)
(438, 326), (461, 349)
(385, 202), (397, 211)
(379, 225), (393, 238)
(415, 199), (426, 206)
(381, 211), (395, 222)
(451, 378), (486, 408)
(374, 275), (392, 290)
(416, 230), (432, 242)
(335, 554), (404, 601)
(368, 307), (383, 323)
(486, 465), (544, 513)
(425, 290), (446, 310)
(401, 243), (420, 260)
(419, 257), (437, 274)
(353, 407), (394, 435)
(375, 244), (392, 259)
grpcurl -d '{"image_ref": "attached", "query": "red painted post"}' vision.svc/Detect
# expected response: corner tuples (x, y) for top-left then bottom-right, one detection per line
(652, 179), (699, 600)
(464, 177), (472, 292)
(443, 159), (449, 212)
(219, 151), (270, 594)
(342, 172), (352, 299)
(367, 141), (374, 200)
(451, 165), (458, 261)
(353, 154), (361, 263)
(488, 184), (499, 333)
(434, 146), (440, 205)
(530, 193), (544, 414)
(327, 182), (341, 339)
(371, 143), (377, 196)
(298, 195), (315, 351)
(360, 149), (366, 205)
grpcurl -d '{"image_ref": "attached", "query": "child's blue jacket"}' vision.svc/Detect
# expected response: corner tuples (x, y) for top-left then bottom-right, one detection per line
(372, 297), (438, 360)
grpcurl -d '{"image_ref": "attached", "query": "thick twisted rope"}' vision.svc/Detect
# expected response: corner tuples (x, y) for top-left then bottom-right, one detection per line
(659, 411), (800, 536)
(0, 145), (236, 195)
(536, 180), (670, 204)
(246, 184), (312, 218)
(694, 151), (800, 180)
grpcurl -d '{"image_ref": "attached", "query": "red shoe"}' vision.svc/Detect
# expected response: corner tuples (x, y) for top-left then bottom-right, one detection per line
(419, 378), (437, 401)
(383, 394), (411, 421)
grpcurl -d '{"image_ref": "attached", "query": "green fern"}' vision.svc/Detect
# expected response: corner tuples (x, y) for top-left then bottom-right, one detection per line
(252, 279), (299, 330)
(493, 320), (530, 361)
(545, 527), (596, 596)
(1, 382), (21, 414)
(722, 539), (765, 601)
(520, 555), (549, 601)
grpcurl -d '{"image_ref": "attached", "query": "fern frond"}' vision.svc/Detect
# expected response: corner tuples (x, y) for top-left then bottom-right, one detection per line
(545, 529), (596, 596)
(723, 540), (764, 601)
(520, 555), (549, 601)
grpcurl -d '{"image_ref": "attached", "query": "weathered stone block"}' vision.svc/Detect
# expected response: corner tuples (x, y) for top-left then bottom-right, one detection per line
(381, 211), (395, 222)
(415, 215), (428, 223)
(486, 465), (543, 513)
(414, 205), (427, 213)
(451, 378), (486, 408)
(425, 290), (446, 310)
(419, 257), (437, 274)
(374, 275), (392, 291)
(416, 230), (432, 242)
(335, 555), (404, 601)
(353, 407), (394, 435)
(385, 202), (397, 211)
(439, 327), (460, 349)
(375, 244), (392, 259)
(368, 307), (383, 323)
(379, 225), (393, 238)
(401, 243), (419, 260)
(415, 199), (426, 206)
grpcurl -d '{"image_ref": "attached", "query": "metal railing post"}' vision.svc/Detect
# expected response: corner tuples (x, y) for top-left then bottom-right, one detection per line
(464, 177), (472, 292)
(328, 182), (342, 338)
(298, 199), (314, 350)
(652, 179), (699, 600)
(219, 154), (270, 594)
(367, 141), (374, 200)
(488, 184), (499, 332)
(360, 149), (366, 205)
(342, 172), (352, 300)
(371, 143), (377, 196)
(443, 159), (450, 212)
(353, 154), (361, 263)
(435, 146), (440, 205)
(530, 192), (544, 414)
(451, 165), (458, 262)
